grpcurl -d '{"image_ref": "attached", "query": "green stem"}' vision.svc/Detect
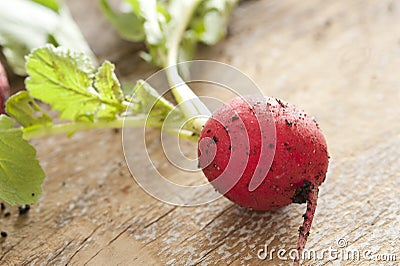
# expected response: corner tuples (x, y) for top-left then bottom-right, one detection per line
(165, 0), (210, 132)
(22, 116), (198, 142)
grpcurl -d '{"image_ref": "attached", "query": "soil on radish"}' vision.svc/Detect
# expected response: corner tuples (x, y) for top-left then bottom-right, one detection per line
(198, 96), (329, 265)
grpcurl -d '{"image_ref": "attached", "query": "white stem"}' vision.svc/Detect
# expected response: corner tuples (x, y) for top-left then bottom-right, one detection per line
(165, 0), (211, 124)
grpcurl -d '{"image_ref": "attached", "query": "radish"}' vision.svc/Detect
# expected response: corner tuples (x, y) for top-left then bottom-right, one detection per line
(0, 62), (10, 114)
(198, 96), (329, 265)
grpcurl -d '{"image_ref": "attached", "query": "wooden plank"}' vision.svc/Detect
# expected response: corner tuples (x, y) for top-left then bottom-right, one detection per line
(1, 0), (399, 265)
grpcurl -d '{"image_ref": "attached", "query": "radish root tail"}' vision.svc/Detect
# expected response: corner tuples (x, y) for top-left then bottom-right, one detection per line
(293, 184), (319, 266)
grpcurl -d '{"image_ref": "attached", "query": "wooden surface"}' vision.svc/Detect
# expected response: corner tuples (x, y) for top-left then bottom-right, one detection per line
(1, 0), (400, 265)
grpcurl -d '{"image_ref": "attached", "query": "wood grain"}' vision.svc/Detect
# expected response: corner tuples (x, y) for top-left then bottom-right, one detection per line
(1, 0), (399, 265)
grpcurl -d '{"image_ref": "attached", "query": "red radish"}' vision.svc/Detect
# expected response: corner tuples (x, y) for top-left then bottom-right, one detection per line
(198, 96), (329, 265)
(0, 62), (10, 114)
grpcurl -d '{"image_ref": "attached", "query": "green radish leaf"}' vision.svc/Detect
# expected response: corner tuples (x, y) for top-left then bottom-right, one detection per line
(94, 61), (125, 119)
(133, 0), (170, 67)
(100, 0), (170, 67)
(132, 80), (175, 115)
(130, 80), (185, 127)
(136, 0), (165, 45)
(0, 0), (95, 76)
(99, 0), (145, 42)
(94, 61), (124, 102)
(190, 0), (237, 45)
(30, 0), (60, 13)
(0, 115), (45, 205)
(25, 45), (125, 122)
(5, 91), (52, 127)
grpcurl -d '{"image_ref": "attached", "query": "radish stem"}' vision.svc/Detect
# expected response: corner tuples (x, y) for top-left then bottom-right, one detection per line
(165, 0), (211, 133)
(22, 116), (198, 141)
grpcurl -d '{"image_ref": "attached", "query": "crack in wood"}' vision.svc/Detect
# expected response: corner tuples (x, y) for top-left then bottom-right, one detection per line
(0, 237), (26, 262)
(47, 240), (73, 264)
(191, 218), (255, 266)
(65, 223), (104, 264)
(143, 207), (177, 229)
(82, 206), (177, 265)
(174, 205), (235, 248)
